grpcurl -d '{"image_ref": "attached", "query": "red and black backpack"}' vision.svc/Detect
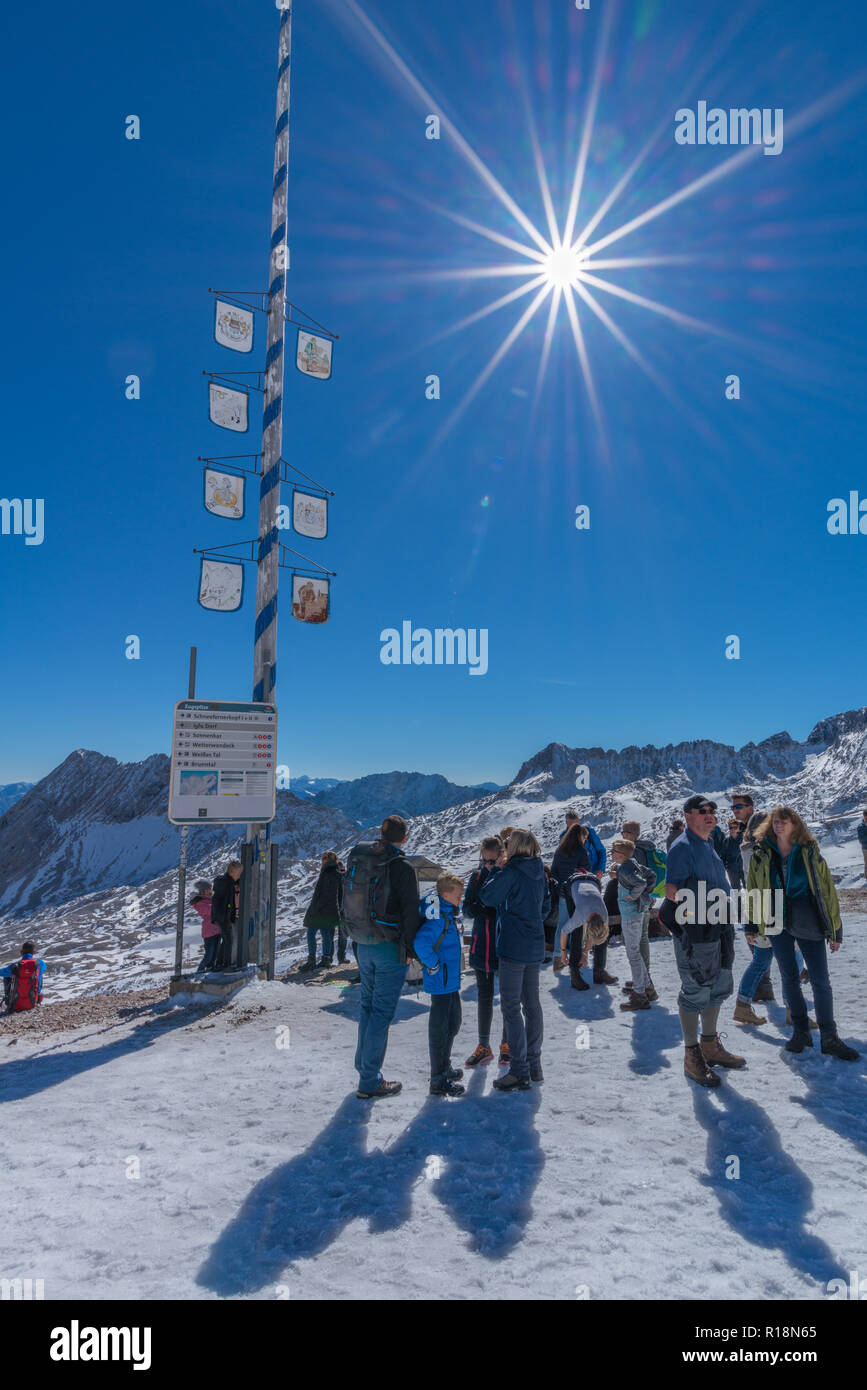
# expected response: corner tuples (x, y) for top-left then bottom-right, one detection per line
(4, 959), (41, 1012)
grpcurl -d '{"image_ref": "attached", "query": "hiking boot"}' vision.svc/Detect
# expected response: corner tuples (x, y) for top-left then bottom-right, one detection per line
(620, 990), (651, 1011)
(786, 1007), (818, 1030)
(821, 1035), (860, 1061)
(299, 957), (317, 972)
(593, 970), (618, 984)
(319, 958), (333, 969)
(701, 1033), (746, 1069)
(571, 974), (590, 991)
(430, 1080), (466, 1097)
(446, 1067), (464, 1082)
(493, 1072), (532, 1092)
(753, 976), (775, 1003)
(684, 1044), (721, 1087)
(622, 981), (634, 992)
(356, 1080), (402, 1100)
(552, 956), (565, 972)
(498, 1042), (510, 1066)
(465, 1044), (494, 1067)
(530, 1063), (544, 1083)
(337, 953), (347, 965)
(733, 1000), (767, 1026)
(645, 979), (658, 1002)
(785, 1029), (813, 1054)
(799, 967), (809, 984)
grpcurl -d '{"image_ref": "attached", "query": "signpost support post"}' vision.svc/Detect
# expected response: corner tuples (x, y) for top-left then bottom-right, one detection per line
(172, 648), (198, 981)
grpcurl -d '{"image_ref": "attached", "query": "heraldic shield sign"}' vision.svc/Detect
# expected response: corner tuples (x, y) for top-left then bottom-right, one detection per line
(292, 489), (328, 539)
(198, 558), (244, 611)
(291, 574), (329, 624)
(208, 382), (249, 433)
(214, 300), (254, 353)
(204, 467), (245, 519)
(296, 329), (333, 380)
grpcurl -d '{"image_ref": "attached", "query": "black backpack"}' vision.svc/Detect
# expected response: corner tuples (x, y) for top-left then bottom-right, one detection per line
(341, 841), (404, 943)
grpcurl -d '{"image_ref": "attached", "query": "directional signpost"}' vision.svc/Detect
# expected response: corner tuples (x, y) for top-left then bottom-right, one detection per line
(169, 700), (277, 825)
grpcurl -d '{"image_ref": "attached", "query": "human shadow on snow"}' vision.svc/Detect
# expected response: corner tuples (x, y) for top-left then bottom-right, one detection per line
(0, 1002), (210, 1102)
(196, 1066), (543, 1296)
(690, 1082), (848, 1290)
(746, 1025), (867, 1162)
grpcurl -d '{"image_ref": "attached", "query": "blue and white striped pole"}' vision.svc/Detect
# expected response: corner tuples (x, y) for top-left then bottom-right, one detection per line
(253, 2), (291, 708)
(247, 2), (292, 974)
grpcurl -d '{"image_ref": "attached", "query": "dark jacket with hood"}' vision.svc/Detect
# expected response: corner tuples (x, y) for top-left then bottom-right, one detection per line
(303, 862), (343, 929)
(211, 872), (239, 929)
(479, 856), (550, 964)
(463, 864), (500, 973)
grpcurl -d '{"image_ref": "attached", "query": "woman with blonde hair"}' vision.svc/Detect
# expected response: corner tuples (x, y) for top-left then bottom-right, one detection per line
(480, 828), (550, 1090)
(747, 806), (858, 1060)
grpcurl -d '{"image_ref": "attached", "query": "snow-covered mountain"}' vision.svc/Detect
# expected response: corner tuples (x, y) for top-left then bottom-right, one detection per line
(1, 707), (865, 1002)
(0, 750), (358, 918)
(308, 770), (506, 825)
(0, 782), (33, 815)
(288, 774), (342, 799)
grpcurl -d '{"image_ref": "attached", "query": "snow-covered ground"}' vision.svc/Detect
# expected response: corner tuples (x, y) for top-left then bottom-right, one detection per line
(3, 917), (866, 1301)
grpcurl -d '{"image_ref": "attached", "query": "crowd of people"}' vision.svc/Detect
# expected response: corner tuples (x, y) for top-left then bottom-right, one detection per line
(4, 804), (864, 1091)
(322, 797), (861, 1100)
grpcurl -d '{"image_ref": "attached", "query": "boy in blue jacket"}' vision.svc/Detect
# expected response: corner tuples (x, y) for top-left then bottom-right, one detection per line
(414, 873), (466, 1097)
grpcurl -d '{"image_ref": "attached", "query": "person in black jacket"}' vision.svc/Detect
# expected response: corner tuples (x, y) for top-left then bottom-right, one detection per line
(480, 829), (550, 1091)
(211, 859), (243, 970)
(462, 837), (508, 1067)
(300, 851), (344, 971)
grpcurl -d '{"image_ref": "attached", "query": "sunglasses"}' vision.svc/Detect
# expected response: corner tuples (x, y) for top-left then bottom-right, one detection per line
(482, 857), (498, 865)
(697, 807), (717, 816)
(731, 802), (751, 810)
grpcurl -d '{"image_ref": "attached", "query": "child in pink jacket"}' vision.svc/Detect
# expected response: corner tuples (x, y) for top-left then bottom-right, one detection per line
(192, 881), (220, 972)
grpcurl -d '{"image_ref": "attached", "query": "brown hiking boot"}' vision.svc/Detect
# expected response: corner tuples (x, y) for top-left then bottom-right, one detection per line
(645, 979), (658, 1002)
(684, 1044), (721, 1087)
(465, 1043), (494, 1067)
(552, 956), (565, 972)
(786, 1007), (818, 1030)
(733, 1000), (767, 1026)
(701, 1033), (746, 1069)
(498, 1042), (510, 1066)
(753, 975), (775, 1003)
(593, 969), (618, 984)
(619, 990), (651, 1011)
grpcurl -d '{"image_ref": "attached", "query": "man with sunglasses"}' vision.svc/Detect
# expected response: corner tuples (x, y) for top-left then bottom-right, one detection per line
(660, 795), (745, 1087)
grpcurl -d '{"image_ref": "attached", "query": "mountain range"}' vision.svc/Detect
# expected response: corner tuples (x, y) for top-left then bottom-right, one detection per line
(1, 706), (865, 999)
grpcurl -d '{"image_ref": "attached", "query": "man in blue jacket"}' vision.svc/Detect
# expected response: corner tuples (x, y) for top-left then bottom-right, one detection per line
(414, 873), (466, 1097)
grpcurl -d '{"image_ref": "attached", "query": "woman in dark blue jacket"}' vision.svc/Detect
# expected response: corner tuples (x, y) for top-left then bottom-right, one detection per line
(462, 837), (508, 1067)
(480, 829), (550, 1091)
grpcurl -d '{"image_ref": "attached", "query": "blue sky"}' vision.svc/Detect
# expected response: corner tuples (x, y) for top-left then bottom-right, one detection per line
(2, 0), (866, 787)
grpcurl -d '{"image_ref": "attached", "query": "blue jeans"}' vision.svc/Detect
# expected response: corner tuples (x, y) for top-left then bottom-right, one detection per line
(354, 941), (407, 1091)
(770, 932), (835, 1037)
(737, 942), (774, 1001)
(306, 926), (334, 960)
(737, 938), (804, 1001)
(498, 958), (543, 1080)
(198, 936), (220, 972)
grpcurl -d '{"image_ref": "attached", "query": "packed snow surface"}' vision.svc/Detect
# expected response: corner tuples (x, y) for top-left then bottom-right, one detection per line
(2, 920), (866, 1301)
